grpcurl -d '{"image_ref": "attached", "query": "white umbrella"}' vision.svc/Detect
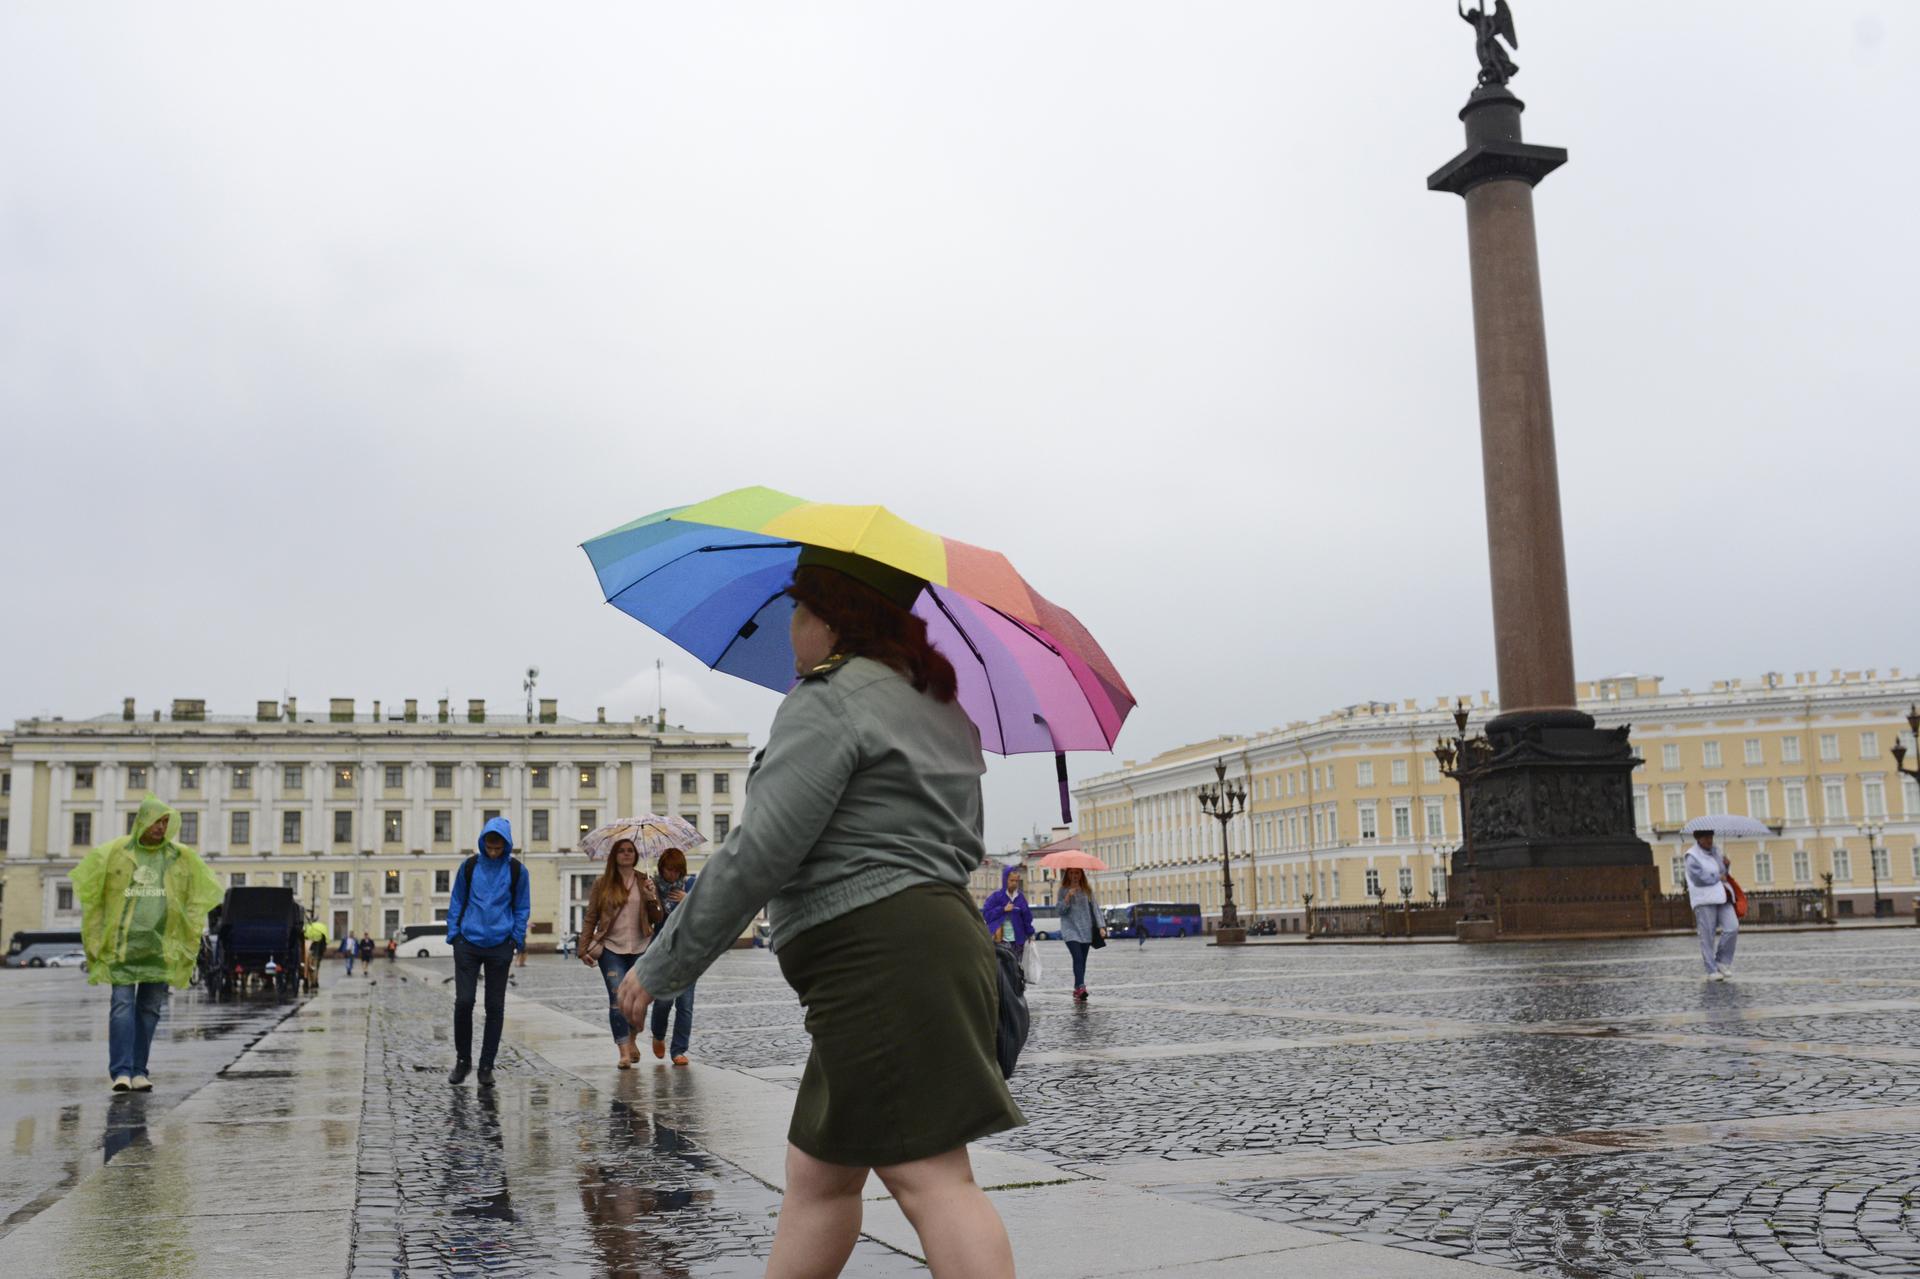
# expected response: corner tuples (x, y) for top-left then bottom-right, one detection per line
(580, 813), (707, 861)
(1680, 815), (1775, 839)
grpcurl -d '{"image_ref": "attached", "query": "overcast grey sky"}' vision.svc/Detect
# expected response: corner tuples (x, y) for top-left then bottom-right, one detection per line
(3, 3), (1915, 849)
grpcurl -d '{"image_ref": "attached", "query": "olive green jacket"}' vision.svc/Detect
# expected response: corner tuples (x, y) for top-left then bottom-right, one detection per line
(636, 656), (987, 998)
(71, 794), (223, 988)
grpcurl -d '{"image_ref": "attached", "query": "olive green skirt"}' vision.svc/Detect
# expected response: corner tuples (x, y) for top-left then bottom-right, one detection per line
(776, 882), (1026, 1167)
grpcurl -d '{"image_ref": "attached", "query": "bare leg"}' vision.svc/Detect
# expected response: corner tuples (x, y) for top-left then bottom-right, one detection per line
(875, 1145), (1013, 1279)
(768, 1143), (867, 1279)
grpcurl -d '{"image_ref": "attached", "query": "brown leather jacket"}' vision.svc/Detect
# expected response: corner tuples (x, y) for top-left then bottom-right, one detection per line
(580, 874), (664, 960)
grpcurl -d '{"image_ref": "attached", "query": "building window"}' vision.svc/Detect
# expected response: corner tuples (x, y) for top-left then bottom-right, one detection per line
(332, 871), (351, 895)
(231, 811), (250, 845)
(434, 765), (454, 789)
(482, 766), (503, 790)
(1754, 850), (1773, 884)
(334, 766), (355, 791)
(1358, 804), (1378, 842)
(1860, 731), (1879, 759)
(1391, 803), (1412, 841)
(1670, 855), (1685, 889)
(680, 773), (697, 795)
(230, 872), (247, 887)
(282, 812), (301, 843)
(1832, 847), (1852, 882)
(433, 811), (452, 842)
(530, 766), (550, 790)
(578, 809), (597, 838)
(713, 812), (731, 841)
(482, 809), (501, 825)
(1871, 844), (1890, 881)
(1705, 787), (1728, 817)
(579, 766), (598, 788)
(1744, 738), (1763, 766)
(1397, 867), (1412, 896)
(435, 869), (452, 893)
(127, 765), (148, 790)
(1823, 780), (1847, 821)
(1746, 785), (1769, 821)
(651, 773), (665, 796)
(383, 870), (400, 895)
(383, 811), (403, 843)
(1863, 778), (1886, 819)
(1425, 800), (1446, 839)
(74, 766), (97, 790)
(283, 765), (303, 790)
(1819, 734), (1840, 763)
(1423, 758), (1441, 783)
(180, 765), (202, 791)
(1781, 736), (1802, 763)
(384, 765), (404, 789)
(1785, 784), (1807, 822)
(1633, 790), (1650, 829)
(714, 773), (731, 795)
(232, 766), (253, 790)
(1702, 741), (1722, 768)
(1326, 765), (1338, 789)
(1429, 866), (1445, 897)
(1792, 849), (1811, 882)
(531, 810), (550, 842)
(334, 812), (352, 844)
(179, 812), (199, 844)
(282, 872), (298, 891)
(1661, 744), (1680, 770)
(1390, 759), (1408, 786)
(1364, 867), (1381, 896)
(72, 812), (93, 845)
(1663, 788), (1686, 823)
(1356, 761), (1375, 787)
(683, 813), (700, 835)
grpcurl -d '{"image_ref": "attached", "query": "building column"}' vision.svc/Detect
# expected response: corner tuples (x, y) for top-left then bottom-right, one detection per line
(46, 762), (67, 857)
(7, 761), (37, 858)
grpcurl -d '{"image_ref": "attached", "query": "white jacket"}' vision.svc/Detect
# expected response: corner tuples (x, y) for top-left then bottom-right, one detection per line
(1684, 844), (1730, 908)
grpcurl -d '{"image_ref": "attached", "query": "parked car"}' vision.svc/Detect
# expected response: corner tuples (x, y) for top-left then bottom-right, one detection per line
(46, 950), (89, 968)
(401, 922), (455, 958)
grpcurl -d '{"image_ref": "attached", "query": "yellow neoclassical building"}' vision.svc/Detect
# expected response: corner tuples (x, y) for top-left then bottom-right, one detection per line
(0, 695), (753, 953)
(1074, 669), (1920, 930)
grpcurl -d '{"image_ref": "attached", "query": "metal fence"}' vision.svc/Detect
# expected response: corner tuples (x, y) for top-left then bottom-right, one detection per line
(1309, 888), (1832, 938)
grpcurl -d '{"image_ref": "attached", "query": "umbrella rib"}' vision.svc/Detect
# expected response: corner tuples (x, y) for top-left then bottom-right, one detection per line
(712, 587), (792, 672)
(599, 535), (800, 606)
(930, 589), (1009, 755)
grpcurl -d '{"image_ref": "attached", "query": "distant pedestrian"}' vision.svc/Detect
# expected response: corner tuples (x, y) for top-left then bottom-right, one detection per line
(1135, 905), (1148, 946)
(613, 552), (1019, 1275)
(981, 866), (1034, 955)
(360, 933), (374, 977)
(344, 933), (358, 977)
(303, 915), (328, 989)
(70, 794), (223, 1093)
(649, 848), (698, 1065)
(1056, 868), (1104, 1002)
(445, 817), (532, 1087)
(385, 936), (397, 963)
(1685, 828), (1738, 981)
(579, 837), (663, 1069)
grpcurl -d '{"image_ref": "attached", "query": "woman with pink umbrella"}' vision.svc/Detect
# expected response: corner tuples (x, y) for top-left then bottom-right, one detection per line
(1041, 849), (1107, 1002)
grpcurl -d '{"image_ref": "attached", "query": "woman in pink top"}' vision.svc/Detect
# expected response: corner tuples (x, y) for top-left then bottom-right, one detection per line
(579, 839), (663, 1067)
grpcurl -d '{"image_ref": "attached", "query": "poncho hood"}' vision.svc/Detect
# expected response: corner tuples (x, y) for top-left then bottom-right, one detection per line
(131, 793), (181, 850)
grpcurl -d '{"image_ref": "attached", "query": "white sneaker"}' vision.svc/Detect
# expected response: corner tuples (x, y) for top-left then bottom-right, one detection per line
(111, 1076), (132, 1092)
(1709, 971), (1726, 982)
(130, 1075), (153, 1091)
(1718, 968), (1734, 981)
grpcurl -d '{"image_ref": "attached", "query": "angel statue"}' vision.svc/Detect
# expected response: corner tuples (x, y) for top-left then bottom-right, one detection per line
(1459, 0), (1519, 87)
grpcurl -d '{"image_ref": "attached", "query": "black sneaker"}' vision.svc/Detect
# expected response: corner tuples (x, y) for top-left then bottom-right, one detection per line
(448, 1060), (471, 1085)
(476, 1067), (496, 1088)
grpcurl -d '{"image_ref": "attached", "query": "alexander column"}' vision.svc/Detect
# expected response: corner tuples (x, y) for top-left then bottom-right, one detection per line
(1429, 1), (1652, 932)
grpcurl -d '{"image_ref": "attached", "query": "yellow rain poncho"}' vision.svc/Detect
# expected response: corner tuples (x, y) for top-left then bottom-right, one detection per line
(70, 794), (222, 987)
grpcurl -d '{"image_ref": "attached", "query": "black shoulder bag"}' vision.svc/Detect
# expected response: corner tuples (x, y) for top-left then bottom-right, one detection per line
(993, 940), (1030, 1079)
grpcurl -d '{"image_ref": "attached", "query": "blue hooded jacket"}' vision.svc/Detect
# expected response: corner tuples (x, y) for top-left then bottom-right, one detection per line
(981, 863), (1035, 948)
(445, 816), (531, 949)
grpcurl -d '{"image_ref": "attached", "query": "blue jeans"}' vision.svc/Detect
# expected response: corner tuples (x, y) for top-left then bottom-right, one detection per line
(109, 983), (169, 1078)
(1065, 940), (1091, 989)
(597, 950), (643, 1042)
(1694, 903), (1738, 974)
(650, 984), (695, 1057)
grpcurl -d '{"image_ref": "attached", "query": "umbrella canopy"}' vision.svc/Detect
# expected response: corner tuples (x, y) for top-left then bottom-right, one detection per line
(580, 814), (708, 861)
(580, 487), (1135, 756)
(1037, 849), (1109, 872)
(1680, 815), (1775, 839)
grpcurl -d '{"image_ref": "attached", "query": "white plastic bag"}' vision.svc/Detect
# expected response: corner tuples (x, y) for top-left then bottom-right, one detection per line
(1020, 943), (1043, 986)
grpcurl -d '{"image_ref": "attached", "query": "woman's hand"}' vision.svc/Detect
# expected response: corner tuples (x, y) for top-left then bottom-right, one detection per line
(616, 966), (653, 1026)
(579, 951), (597, 967)
(667, 889), (686, 904)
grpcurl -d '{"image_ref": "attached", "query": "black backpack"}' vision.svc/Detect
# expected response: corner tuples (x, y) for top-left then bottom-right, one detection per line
(993, 941), (1029, 1079)
(454, 855), (524, 910)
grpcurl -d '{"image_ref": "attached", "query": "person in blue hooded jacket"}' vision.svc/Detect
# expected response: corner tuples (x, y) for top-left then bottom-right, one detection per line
(444, 817), (531, 1086)
(981, 865), (1035, 953)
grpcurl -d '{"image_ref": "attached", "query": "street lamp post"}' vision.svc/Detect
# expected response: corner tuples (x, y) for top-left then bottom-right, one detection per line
(1197, 757), (1248, 944)
(1435, 700), (1496, 941)
(1864, 821), (1886, 918)
(1891, 707), (1920, 917)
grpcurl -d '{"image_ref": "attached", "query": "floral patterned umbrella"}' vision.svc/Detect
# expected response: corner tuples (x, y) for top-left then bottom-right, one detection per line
(580, 813), (707, 861)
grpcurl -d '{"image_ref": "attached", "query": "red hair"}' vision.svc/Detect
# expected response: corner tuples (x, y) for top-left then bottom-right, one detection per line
(788, 565), (959, 703)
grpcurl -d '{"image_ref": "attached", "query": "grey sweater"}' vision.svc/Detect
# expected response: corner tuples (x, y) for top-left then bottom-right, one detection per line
(635, 656), (987, 999)
(1057, 891), (1102, 944)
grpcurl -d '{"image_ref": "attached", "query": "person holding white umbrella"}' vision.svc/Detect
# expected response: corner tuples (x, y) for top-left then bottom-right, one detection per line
(1684, 824), (1739, 981)
(577, 815), (703, 1068)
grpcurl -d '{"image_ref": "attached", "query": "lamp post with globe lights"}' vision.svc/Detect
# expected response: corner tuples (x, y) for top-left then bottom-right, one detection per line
(1197, 757), (1248, 944)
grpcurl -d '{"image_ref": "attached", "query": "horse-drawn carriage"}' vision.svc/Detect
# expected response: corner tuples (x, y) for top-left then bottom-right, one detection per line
(197, 886), (307, 1001)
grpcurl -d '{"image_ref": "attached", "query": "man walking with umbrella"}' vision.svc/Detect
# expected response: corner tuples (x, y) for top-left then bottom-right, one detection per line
(1685, 827), (1738, 981)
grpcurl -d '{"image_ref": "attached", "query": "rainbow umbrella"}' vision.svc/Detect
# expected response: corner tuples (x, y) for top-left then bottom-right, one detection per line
(579, 487), (1134, 764)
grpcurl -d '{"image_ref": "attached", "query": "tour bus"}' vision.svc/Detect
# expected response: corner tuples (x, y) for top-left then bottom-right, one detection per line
(1029, 904), (1062, 940)
(399, 922), (456, 959)
(1120, 902), (1204, 939)
(7, 930), (85, 967)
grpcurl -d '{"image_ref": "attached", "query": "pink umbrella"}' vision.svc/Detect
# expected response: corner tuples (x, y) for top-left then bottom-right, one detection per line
(1036, 849), (1108, 872)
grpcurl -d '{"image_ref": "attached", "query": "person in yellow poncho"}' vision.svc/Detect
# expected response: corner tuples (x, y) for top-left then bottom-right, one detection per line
(70, 793), (222, 1093)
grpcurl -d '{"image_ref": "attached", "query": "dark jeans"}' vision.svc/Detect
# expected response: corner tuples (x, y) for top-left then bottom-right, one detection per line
(597, 950), (642, 1042)
(453, 938), (514, 1068)
(650, 984), (696, 1057)
(109, 983), (168, 1078)
(1065, 940), (1091, 989)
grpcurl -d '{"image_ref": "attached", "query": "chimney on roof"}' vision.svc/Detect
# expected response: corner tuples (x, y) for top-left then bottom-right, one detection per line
(596, 706), (606, 724)
(257, 700), (279, 722)
(468, 698), (486, 723)
(404, 698), (418, 722)
(122, 697), (135, 721)
(538, 698), (557, 724)
(171, 699), (206, 721)
(330, 698), (354, 723)
(152, 709), (161, 721)
(372, 700), (382, 721)
(285, 696), (298, 720)
(437, 698), (449, 723)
